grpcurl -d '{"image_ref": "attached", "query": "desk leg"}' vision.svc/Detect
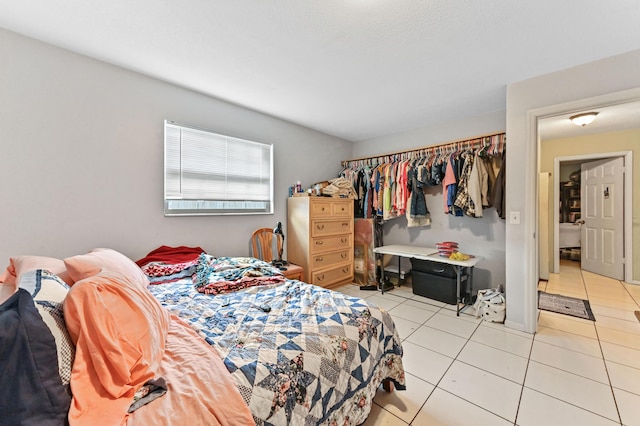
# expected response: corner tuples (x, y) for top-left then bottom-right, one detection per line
(455, 266), (461, 316)
(378, 253), (385, 294)
(468, 267), (474, 306)
(455, 266), (474, 317)
(378, 256), (396, 294)
(380, 267), (395, 294)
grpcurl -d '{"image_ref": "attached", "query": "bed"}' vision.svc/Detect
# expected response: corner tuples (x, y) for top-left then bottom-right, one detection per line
(0, 248), (405, 425)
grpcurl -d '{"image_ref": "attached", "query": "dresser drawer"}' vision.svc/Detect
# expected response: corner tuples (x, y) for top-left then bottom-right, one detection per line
(312, 263), (353, 287)
(311, 249), (352, 270)
(310, 200), (352, 218)
(311, 235), (352, 254)
(310, 201), (333, 217)
(331, 202), (351, 217)
(311, 219), (353, 237)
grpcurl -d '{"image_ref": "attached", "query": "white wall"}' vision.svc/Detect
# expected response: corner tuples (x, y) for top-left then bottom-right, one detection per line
(0, 28), (352, 263)
(351, 110), (507, 291)
(506, 48), (640, 333)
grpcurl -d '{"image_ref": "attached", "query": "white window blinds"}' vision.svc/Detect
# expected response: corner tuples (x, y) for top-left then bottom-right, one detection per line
(164, 121), (273, 215)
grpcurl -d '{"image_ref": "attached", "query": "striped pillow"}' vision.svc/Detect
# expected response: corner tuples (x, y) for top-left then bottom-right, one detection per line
(18, 269), (75, 394)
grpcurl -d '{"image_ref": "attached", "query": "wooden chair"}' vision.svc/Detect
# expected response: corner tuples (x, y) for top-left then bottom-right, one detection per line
(251, 228), (281, 262)
(251, 227), (304, 281)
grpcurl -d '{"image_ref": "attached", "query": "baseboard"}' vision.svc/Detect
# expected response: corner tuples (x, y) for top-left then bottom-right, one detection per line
(504, 319), (533, 334)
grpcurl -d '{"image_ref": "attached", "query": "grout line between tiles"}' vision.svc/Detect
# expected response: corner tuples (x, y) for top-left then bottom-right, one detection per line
(406, 328), (474, 425)
(519, 384), (623, 424)
(406, 381), (437, 425)
(371, 401), (409, 425)
(511, 329), (535, 426)
(546, 264), (624, 424)
(592, 309), (624, 424)
(434, 388), (518, 425)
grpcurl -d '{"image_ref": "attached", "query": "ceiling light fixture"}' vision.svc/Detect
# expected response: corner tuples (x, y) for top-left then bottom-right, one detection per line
(569, 112), (599, 127)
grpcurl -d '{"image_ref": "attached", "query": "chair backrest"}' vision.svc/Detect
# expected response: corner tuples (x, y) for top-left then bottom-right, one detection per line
(251, 228), (282, 262)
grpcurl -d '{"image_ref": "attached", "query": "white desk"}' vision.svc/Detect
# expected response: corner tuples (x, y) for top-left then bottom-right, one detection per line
(373, 244), (483, 315)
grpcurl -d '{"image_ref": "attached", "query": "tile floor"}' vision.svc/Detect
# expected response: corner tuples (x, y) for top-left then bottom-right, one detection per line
(333, 260), (640, 425)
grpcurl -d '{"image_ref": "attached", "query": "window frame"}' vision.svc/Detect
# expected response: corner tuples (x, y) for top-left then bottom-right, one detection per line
(164, 120), (274, 216)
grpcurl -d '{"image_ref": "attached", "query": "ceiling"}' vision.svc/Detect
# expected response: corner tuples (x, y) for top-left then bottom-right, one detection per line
(539, 100), (640, 141)
(1, 1), (640, 142)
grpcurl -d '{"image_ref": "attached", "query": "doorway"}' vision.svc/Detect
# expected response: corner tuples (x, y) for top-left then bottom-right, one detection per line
(548, 152), (631, 281)
(533, 101), (638, 333)
(517, 83), (640, 335)
(539, 153), (633, 281)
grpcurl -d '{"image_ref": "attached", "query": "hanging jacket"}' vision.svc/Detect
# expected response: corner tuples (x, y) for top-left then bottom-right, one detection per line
(491, 152), (506, 219)
(467, 152), (484, 217)
(407, 167), (431, 227)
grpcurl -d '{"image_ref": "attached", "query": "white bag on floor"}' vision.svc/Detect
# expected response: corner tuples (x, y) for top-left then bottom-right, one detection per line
(474, 289), (506, 323)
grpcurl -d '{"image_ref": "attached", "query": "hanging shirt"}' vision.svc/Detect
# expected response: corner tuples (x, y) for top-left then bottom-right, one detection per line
(442, 156), (456, 214)
(454, 151), (478, 217)
(383, 164), (393, 220)
(468, 152), (483, 218)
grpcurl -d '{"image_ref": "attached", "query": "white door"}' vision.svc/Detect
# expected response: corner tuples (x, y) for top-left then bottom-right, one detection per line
(581, 157), (624, 280)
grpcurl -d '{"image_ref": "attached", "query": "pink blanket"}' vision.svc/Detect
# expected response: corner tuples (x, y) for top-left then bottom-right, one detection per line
(64, 269), (254, 425)
(126, 315), (254, 426)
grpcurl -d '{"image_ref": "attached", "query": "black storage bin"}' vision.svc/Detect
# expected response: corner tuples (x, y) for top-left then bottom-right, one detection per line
(410, 259), (468, 304)
(412, 270), (468, 304)
(410, 258), (460, 278)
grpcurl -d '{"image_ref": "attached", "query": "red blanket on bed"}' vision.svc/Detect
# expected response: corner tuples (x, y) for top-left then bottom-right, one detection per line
(135, 246), (205, 267)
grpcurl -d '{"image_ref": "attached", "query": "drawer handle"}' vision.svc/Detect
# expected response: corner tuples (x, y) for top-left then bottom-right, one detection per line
(340, 207), (345, 211)
(316, 241), (323, 245)
(321, 207), (325, 211)
(342, 222), (348, 227)
(317, 224), (325, 230)
(315, 257), (323, 262)
(317, 274), (325, 281)
(342, 267), (349, 273)
(341, 253), (347, 259)
(434, 268), (446, 273)
(341, 238), (347, 243)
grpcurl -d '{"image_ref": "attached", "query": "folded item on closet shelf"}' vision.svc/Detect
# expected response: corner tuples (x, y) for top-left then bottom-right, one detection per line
(323, 177), (357, 198)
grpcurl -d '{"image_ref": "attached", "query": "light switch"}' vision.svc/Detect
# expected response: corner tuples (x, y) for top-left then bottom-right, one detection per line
(509, 211), (521, 224)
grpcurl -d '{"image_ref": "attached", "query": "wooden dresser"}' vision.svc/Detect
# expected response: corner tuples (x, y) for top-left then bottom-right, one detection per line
(287, 197), (354, 288)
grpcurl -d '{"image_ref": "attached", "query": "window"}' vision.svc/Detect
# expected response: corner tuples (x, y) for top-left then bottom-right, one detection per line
(164, 121), (273, 216)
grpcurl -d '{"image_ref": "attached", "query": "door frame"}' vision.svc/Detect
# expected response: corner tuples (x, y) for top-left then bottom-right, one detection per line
(524, 88), (640, 334)
(524, 88), (640, 333)
(552, 152), (632, 280)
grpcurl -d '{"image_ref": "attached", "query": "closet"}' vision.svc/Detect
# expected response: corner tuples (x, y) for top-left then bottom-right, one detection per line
(340, 133), (506, 286)
(341, 133), (506, 221)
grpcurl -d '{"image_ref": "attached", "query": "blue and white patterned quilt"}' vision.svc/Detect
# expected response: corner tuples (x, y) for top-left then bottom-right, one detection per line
(149, 275), (405, 425)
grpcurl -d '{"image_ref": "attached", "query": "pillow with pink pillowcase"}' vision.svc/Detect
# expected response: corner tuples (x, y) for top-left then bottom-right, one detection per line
(0, 255), (73, 286)
(64, 248), (149, 288)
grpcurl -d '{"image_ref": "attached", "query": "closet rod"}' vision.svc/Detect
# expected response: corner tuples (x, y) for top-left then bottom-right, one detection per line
(341, 131), (505, 167)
